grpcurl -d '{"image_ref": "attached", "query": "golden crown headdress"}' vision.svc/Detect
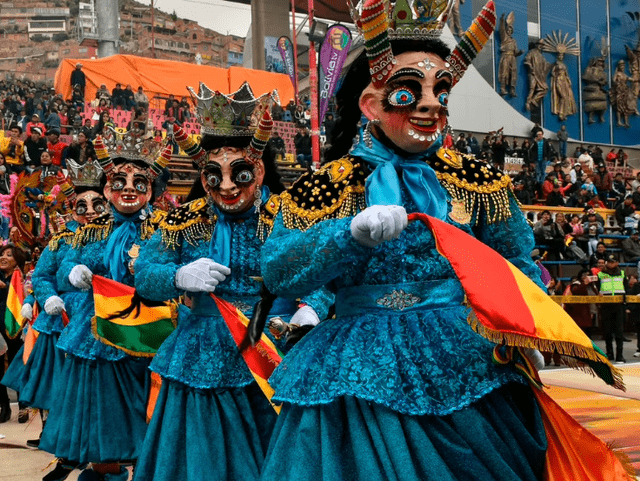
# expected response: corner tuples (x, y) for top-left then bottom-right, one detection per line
(188, 81), (280, 137)
(351, 0), (497, 88)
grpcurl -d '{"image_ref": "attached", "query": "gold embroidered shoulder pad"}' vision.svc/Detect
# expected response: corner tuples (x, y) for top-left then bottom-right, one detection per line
(279, 157), (367, 231)
(141, 209), (167, 241)
(257, 194), (281, 241)
(429, 148), (513, 225)
(73, 214), (113, 247)
(48, 225), (75, 251)
(160, 197), (214, 249)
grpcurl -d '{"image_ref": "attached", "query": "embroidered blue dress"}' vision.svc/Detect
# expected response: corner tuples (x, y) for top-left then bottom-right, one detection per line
(132, 197), (332, 481)
(39, 211), (161, 464)
(1, 293), (34, 395)
(4, 223), (78, 411)
(259, 142), (548, 481)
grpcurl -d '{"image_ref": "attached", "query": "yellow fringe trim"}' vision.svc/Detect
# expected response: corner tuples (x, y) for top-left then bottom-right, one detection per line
(48, 231), (74, 251)
(160, 217), (213, 249)
(280, 186), (366, 232)
(73, 222), (112, 248)
(438, 173), (513, 225)
(467, 311), (625, 392)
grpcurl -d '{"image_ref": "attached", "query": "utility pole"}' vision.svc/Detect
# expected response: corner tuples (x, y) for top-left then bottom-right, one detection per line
(151, 0), (155, 58)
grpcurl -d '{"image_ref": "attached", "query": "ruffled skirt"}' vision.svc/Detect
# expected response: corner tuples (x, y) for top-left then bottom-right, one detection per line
(133, 379), (276, 481)
(260, 383), (547, 481)
(40, 353), (150, 464)
(18, 332), (65, 410)
(1, 345), (26, 393)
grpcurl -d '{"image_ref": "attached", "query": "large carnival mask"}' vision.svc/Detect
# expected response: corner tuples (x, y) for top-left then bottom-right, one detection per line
(72, 190), (107, 224)
(104, 162), (153, 215)
(200, 148), (265, 214)
(359, 51), (452, 154)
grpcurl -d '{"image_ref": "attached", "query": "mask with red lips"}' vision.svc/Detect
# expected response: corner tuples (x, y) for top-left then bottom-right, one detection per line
(72, 190), (108, 224)
(359, 51), (452, 154)
(200, 147), (265, 214)
(104, 163), (153, 215)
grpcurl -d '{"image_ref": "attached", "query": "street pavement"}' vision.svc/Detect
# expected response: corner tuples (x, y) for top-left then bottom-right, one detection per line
(0, 335), (638, 480)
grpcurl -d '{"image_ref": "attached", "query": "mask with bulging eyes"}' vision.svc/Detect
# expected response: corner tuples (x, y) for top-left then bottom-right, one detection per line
(104, 162), (153, 215)
(359, 51), (452, 154)
(200, 147), (265, 214)
(73, 190), (108, 224)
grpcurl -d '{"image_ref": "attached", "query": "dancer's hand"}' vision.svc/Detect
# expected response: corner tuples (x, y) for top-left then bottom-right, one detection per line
(175, 258), (231, 293)
(289, 305), (320, 327)
(69, 265), (93, 290)
(44, 296), (65, 316)
(20, 303), (33, 321)
(351, 205), (407, 247)
(522, 348), (545, 371)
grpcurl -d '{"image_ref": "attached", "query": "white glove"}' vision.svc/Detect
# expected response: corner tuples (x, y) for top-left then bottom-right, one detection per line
(289, 305), (320, 327)
(69, 264), (93, 290)
(20, 303), (33, 321)
(175, 258), (231, 293)
(350, 205), (408, 248)
(44, 296), (65, 316)
(522, 348), (545, 372)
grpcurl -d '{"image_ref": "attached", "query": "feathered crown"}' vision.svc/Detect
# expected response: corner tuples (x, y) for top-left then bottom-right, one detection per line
(187, 81), (280, 137)
(93, 133), (173, 180)
(352, 0), (496, 88)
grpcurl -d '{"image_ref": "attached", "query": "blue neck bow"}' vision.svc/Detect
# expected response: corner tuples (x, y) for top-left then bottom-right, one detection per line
(351, 130), (448, 220)
(208, 186), (269, 267)
(103, 209), (147, 283)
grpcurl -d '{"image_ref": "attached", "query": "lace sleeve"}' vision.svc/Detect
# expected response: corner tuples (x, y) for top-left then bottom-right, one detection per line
(31, 245), (59, 304)
(300, 286), (334, 321)
(135, 229), (183, 301)
(261, 214), (368, 299)
(56, 244), (82, 292)
(474, 195), (544, 289)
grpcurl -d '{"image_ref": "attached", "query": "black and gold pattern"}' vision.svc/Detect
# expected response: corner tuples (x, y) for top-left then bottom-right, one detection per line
(429, 148), (513, 225)
(160, 197), (214, 249)
(257, 194), (281, 241)
(73, 213), (113, 247)
(74, 209), (168, 248)
(279, 157), (368, 232)
(48, 226), (75, 251)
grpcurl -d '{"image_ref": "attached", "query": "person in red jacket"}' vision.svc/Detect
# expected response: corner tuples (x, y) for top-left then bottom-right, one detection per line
(593, 163), (613, 206)
(46, 128), (68, 167)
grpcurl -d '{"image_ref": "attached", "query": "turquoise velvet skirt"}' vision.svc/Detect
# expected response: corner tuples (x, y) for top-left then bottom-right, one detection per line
(260, 383), (547, 481)
(18, 332), (65, 410)
(40, 353), (150, 464)
(133, 378), (276, 481)
(1, 345), (26, 394)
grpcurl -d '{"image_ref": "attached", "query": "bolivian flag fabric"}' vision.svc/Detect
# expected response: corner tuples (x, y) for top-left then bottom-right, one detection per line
(4, 270), (25, 339)
(408, 213), (623, 391)
(92, 275), (177, 357)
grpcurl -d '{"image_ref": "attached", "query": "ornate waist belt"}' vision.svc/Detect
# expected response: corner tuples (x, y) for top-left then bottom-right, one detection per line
(190, 293), (297, 317)
(335, 279), (465, 316)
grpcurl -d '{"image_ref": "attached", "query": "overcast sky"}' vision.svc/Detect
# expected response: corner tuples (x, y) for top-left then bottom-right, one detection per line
(137, 0), (252, 37)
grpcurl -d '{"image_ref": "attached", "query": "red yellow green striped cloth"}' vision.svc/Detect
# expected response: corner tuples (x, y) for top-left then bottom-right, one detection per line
(4, 270), (25, 339)
(409, 213), (623, 391)
(91, 275), (177, 357)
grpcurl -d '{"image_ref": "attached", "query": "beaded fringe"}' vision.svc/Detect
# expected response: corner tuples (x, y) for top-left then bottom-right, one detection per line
(73, 223), (112, 248)
(439, 179), (513, 225)
(48, 231), (74, 251)
(161, 219), (213, 249)
(281, 188), (366, 232)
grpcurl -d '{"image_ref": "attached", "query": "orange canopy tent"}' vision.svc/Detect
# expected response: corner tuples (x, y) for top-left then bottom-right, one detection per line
(55, 54), (295, 106)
